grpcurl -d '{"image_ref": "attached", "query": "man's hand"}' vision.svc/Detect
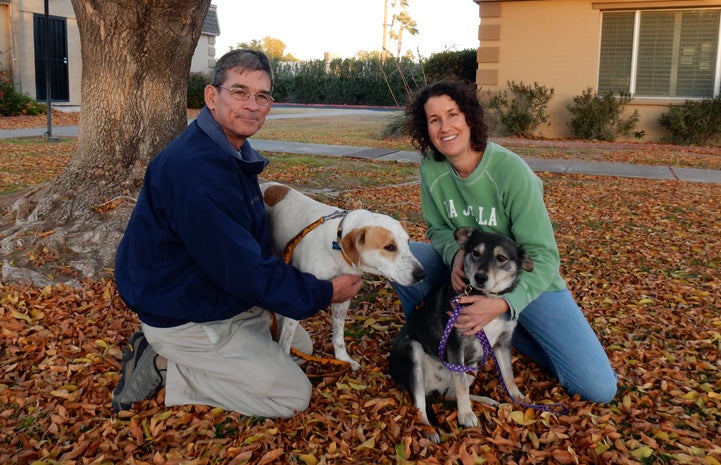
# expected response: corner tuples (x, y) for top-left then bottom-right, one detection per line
(330, 274), (363, 303)
(453, 294), (510, 336)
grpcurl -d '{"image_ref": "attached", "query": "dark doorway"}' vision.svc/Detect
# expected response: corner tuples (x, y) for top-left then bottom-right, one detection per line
(33, 14), (69, 102)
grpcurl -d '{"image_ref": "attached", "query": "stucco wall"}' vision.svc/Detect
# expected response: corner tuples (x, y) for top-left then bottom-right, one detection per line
(476, 0), (721, 142)
(497, 0), (601, 139)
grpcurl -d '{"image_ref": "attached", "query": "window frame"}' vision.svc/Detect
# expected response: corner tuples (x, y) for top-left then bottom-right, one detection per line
(598, 8), (721, 100)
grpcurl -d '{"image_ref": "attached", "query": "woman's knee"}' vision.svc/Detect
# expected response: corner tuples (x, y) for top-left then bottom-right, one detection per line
(575, 375), (617, 404)
(558, 360), (617, 404)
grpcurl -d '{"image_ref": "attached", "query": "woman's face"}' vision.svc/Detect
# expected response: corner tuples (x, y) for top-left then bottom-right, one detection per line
(424, 94), (473, 160)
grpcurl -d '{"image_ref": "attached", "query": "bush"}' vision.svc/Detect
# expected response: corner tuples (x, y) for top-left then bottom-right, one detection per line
(485, 81), (554, 138)
(376, 111), (407, 139)
(567, 88), (639, 141)
(272, 56), (423, 107)
(422, 49), (477, 83)
(658, 97), (721, 146)
(187, 72), (211, 109)
(0, 68), (46, 116)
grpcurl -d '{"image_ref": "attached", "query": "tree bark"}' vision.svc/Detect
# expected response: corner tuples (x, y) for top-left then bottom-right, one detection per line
(1, 0), (211, 284)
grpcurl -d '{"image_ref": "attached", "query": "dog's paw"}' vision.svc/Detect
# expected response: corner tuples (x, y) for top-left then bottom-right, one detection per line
(426, 430), (441, 444)
(336, 355), (361, 371)
(469, 394), (499, 407)
(508, 387), (524, 402)
(334, 350), (361, 371)
(457, 409), (478, 428)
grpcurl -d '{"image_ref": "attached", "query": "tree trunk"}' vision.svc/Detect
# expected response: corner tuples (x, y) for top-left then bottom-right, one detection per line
(1, 0), (211, 285)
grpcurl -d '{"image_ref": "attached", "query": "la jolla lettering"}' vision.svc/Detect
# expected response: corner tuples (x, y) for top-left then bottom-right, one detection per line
(444, 200), (497, 226)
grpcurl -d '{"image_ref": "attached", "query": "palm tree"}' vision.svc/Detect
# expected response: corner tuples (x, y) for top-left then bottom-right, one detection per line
(382, 0), (418, 62)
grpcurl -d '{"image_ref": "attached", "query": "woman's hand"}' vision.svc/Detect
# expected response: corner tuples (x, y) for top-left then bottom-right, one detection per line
(453, 294), (510, 336)
(451, 249), (466, 292)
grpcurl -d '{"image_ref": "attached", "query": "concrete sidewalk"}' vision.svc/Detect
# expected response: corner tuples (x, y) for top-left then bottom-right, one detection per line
(2, 122), (720, 184)
(249, 139), (721, 184)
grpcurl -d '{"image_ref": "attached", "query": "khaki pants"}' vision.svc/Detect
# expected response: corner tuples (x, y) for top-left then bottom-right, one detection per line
(142, 307), (313, 418)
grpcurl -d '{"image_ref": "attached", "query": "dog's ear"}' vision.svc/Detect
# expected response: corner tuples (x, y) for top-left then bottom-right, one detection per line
(262, 183), (290, 207)
(454, 227), (476, 246)
(519, 248), (534, 272)
(339, 228), (363, 265)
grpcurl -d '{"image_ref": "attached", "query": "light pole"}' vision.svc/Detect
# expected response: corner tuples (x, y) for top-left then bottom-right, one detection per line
(44, 0), (59, 141)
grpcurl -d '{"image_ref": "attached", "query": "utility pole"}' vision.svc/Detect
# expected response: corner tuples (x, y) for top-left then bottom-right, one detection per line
(381, 0), (389, 63)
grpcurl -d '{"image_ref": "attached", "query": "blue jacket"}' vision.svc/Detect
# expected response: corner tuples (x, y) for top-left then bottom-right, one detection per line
(115, 107), (333, 327)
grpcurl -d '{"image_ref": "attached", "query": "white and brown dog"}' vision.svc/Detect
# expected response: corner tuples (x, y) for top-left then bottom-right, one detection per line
(261, 181), (426, 370)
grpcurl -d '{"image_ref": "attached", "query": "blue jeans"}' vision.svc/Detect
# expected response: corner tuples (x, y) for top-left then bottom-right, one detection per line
(391, 242), (617, 403)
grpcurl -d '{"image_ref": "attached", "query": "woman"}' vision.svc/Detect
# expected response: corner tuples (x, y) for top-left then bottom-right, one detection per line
(393, 79), (616, 403)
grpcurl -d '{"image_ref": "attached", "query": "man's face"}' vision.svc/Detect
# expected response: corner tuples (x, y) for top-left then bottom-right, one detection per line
(205, 67), (273, 150)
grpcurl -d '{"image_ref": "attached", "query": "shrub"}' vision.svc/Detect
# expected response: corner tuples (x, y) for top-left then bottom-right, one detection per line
(485, 81), (554, 138)
(567, 88), (639, 141)
(376, 111), (407, 139)
(658, 97), (721, 146)
(272, 56), (423, 107)
(0, 67), (46, 116)
(187, 72), (210, 109)
(422, 49), (477, 83)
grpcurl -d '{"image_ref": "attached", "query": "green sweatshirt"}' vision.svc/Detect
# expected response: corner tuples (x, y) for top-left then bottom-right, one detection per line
(420, 142), (567, 318)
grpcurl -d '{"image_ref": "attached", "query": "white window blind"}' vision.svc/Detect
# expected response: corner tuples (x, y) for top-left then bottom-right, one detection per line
(599, 9), (720, 98)
(599, 12), (635, 93)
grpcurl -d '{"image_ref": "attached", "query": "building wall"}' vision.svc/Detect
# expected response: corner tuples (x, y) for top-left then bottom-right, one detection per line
(190, 34), (216, 75)
(479, 0), (600, 139)
(476, 0), (721, 142)
(8, 0), (84, 106)
(5, 0), (217, 107)
(1, 5), (12, 72)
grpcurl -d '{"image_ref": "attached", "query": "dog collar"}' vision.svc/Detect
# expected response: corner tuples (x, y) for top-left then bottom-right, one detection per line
(331, 211), (354, 266)
(282, 210), (348, 264)
(462, 284), (509, 297)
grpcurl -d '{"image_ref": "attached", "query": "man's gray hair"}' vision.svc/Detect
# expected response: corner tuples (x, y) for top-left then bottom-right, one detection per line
(211, 49), (274, 90)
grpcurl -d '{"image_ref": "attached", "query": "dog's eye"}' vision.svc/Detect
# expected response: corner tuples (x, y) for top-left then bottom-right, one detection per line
(384, 244), (397, 252)
(496, 254), (508, 263)
(471, 250), (481, 258)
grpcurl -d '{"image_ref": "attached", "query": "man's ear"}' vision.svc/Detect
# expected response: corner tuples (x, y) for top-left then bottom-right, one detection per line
(204, 84), (218, 109)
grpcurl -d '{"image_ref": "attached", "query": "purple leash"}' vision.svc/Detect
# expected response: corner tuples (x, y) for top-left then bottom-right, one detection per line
(439, 294), (568, 415)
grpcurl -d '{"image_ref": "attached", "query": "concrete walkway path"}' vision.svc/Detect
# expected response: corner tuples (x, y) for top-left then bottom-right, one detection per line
(2, 111), (719, 184)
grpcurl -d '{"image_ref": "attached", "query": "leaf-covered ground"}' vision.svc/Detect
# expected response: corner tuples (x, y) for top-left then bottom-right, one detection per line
(2, 170), (720, 464)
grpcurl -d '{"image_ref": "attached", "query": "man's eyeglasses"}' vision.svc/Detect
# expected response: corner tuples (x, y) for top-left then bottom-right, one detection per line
(215, 86), (274, 106)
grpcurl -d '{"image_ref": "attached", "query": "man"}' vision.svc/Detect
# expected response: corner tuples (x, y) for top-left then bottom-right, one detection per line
(112, 49), (362, 417)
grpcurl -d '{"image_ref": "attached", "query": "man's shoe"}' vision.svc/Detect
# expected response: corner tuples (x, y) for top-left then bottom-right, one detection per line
(112, 331), (165, 413)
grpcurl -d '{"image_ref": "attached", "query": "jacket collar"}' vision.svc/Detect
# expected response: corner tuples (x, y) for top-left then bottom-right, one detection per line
(196, 106), (269, 174)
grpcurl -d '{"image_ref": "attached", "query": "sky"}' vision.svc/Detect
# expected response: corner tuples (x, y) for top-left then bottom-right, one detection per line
(212, 0), (480, 61)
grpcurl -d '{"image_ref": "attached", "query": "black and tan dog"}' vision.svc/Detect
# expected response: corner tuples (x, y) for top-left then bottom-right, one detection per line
(389, 227), (534, 443)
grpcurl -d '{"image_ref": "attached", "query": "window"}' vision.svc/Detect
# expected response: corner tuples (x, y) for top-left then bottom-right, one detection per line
(599, 9), (721, 98)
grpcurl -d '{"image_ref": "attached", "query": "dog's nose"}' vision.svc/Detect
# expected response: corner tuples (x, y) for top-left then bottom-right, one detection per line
(413, 267), (426, 282)
(474, 272), (487, 284)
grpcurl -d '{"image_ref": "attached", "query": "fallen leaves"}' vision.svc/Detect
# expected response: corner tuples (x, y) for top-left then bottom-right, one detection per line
(2, 165), (721, 463)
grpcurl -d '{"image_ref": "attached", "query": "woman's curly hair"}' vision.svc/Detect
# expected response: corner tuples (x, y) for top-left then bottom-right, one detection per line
(405, 79), (488, 161)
